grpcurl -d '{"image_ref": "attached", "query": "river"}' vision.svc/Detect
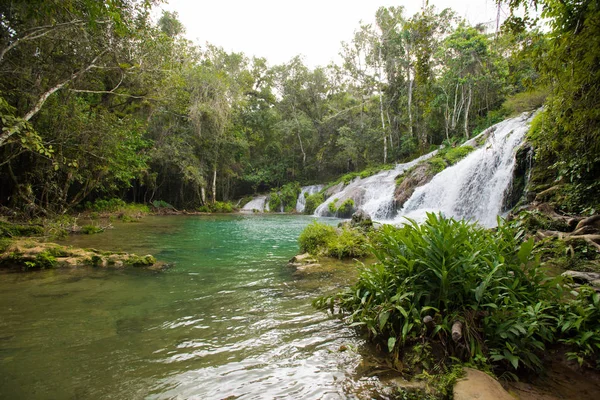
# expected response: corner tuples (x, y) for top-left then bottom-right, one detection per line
(0, 215), (386, 399)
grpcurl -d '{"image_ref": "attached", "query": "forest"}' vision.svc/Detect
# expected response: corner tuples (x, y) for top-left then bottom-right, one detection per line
(2, 0), (581, 216)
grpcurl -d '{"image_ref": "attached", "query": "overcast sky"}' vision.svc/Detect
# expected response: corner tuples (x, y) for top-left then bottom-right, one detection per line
(159, 0), (507, 68)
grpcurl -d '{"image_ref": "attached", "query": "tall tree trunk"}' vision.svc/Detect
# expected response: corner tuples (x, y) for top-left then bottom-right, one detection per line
(407, 68), (414, 137)
(291, 103), (306, 167)
(464, 84), (472, 139)
(212, 166), (217, 204)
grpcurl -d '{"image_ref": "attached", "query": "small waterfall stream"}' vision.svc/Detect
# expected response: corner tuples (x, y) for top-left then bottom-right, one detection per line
(296, 185), (324, 213)
(241, 195), (269, 212)
(392, 112), (534, 227)
(314, 152), (437, 219)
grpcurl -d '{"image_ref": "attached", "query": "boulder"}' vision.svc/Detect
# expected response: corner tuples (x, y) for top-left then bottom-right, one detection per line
(562, 270), (600, 286)
(394, 163), (435, 209)
(350, 209), (373, 230)
(453, 368), (513, 400)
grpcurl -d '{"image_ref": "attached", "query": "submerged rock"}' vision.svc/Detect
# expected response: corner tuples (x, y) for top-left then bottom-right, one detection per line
(0, 239), (165, 271)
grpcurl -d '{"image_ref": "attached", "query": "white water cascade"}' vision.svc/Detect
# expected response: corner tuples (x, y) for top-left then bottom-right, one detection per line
(296, 185), (324, 213)
(392, 112), (534, 228)
(241, 195), (269, 212)
(314, 151), (438, 219)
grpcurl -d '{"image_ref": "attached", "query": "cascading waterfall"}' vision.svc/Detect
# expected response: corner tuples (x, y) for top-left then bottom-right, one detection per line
(295, 185), (324, 213)
(314, 151), (437, 219)
(392, 112), (534, 228)
(241, 195), (269, 212)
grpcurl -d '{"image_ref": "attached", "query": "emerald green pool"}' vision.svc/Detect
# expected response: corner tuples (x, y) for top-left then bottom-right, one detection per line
(0, 215), (380, 399)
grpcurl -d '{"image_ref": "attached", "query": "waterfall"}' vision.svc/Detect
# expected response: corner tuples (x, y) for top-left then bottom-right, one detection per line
(241, 195), (268, 212)
(393, 112), (534, 228)
(314, 151), (437, 219)
(296, 185), (324, 213)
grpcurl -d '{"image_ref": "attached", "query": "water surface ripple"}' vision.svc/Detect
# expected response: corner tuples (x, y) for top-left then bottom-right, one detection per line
(0, 215), (380, 399)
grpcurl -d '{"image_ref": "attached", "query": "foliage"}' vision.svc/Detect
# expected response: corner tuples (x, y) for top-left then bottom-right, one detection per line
(303, 192), (324, 215)
(502, 87), (549, 115)
(81, 225), (103, 235)
(298, 221), (368, 259)
(326, 226), (369, 259)
(151, 200), (175, 210)
(0, 220), (44, 238)
(298, 221), (337, 254)
(197, 201), (234, 213)
(318, 213), (600, 373)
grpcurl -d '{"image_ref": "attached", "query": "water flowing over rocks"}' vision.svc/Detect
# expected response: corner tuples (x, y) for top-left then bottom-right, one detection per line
(314, 152), (437, 219)
(295, 185), (324, 213)
(241, 195), (269, 212)
(393, 112), (536, 227)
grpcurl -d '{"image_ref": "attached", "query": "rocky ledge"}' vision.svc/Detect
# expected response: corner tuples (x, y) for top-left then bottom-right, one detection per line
(0, 239), (166, 271)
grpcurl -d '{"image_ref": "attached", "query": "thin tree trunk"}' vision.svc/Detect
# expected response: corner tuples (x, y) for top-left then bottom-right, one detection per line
(212, 167), (217, 204)
(464, 84), (472, 139)
(407, 68), (414, 136)
(291, 103), (306, 167)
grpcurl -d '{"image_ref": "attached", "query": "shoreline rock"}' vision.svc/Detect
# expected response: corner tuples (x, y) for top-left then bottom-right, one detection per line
(0, 239), (167, 271)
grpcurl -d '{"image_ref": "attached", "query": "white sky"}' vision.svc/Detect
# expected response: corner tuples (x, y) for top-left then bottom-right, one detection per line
(159, 0), (507, 68)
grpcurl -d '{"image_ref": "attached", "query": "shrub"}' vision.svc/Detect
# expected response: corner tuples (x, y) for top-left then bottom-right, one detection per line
(304, 193), (324, 215)
(328, 199), (338, 214)
(502, 87), (549, 114)
(0, 221), (44, 238)
(197, 201), (235, 213)
(298, 221), (337, 254)
(82, 225), (103, 234)
(327, 227), (368, 259)
(268, 192), (282, 212)
(316, 213), (600, 373)
(152, 200), (175, 210)
(336, 199), (355, 218)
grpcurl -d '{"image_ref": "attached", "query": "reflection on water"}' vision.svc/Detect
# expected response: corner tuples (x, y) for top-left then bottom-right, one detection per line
(0, 215), (385, 399)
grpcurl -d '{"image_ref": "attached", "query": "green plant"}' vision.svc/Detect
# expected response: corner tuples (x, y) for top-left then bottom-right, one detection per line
(317, 213), (582, 373)
(444, 146), (474, 165)
(298, 221), (337, 254)
(82, 225), (104, 234)
(427, 157), (447, 174)
(328, 199), (339, 214)
(336, 199), (355, 218)
(304, 192), (324, 215)
(326, 226), (368, 259)
(152, 200), (175, 210)
(268, 192), (282, 212)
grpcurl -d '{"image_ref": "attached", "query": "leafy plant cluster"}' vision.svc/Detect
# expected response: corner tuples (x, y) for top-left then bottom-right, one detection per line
(327, 198), (355, 218)
(317, 213), (600, 373)
(303, 192), (325, 215)
(268, 182), (301, 212)
(298, 221), (369, 259)
(197, 201), (234, 213)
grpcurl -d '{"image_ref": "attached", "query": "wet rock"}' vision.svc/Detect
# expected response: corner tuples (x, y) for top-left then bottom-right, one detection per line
(351, 209), (373, 230)
(453, 368), (513, 400)
(324, 182), (345, 199)
(394, 163), (435, 209)
(562, 270), (600, 286)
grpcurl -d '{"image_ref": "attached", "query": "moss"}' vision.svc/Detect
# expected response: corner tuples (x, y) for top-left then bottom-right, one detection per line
(444, 146), (474, 165)
(126, 254), (156, 267)
(0, 220), (44, 238)
(0, 238), (11, 253)
(427, 157), (447, 174)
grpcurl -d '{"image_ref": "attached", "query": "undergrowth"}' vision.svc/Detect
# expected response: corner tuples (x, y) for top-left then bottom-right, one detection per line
(315, 213), (600, 376)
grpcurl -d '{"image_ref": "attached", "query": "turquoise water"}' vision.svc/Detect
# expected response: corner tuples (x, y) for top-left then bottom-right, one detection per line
(0, 215), (381, 399)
